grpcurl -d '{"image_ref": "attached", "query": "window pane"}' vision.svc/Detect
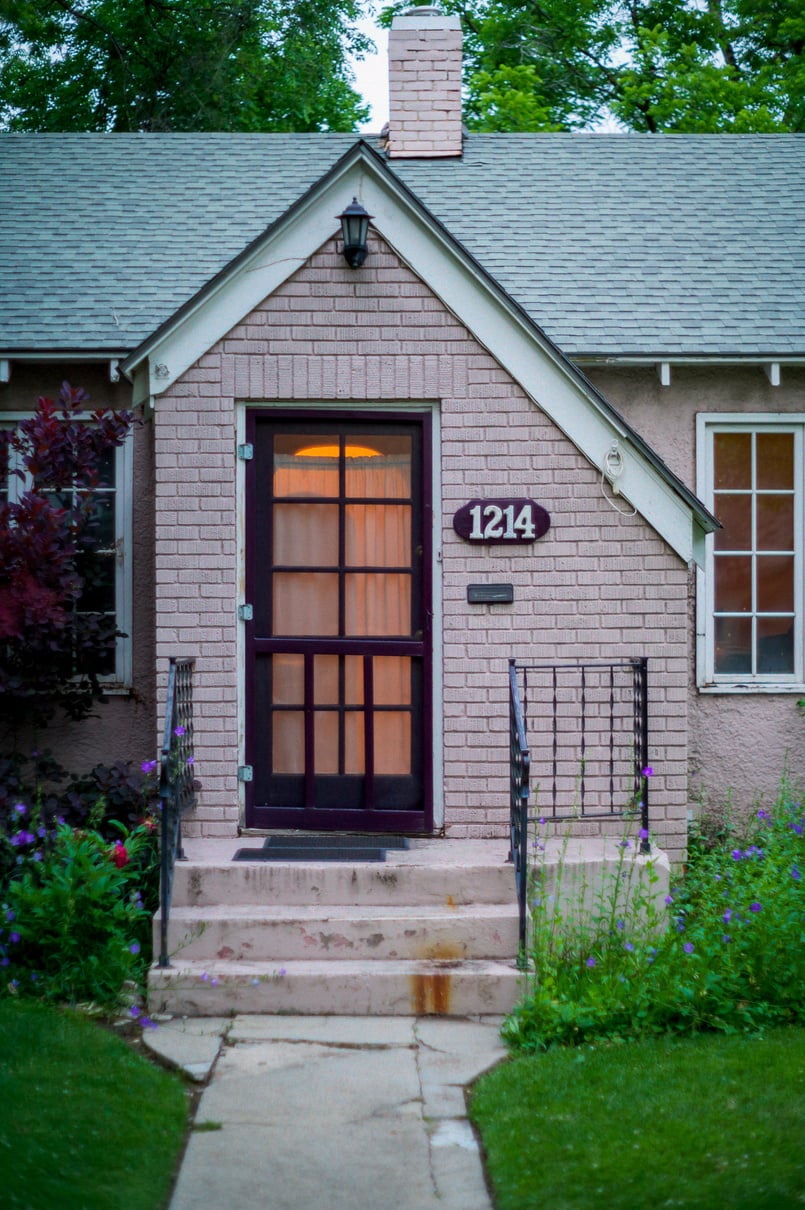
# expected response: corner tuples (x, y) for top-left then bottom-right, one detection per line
(345, 712), (365, 773)
(345, 435), (411, 498)
(375, 713), (411, 774)
(757, 555), (794, 613)
(273, 654), (303, 705)
(714, 556), (752, 612)
(374, 657), (412, 706)
(274, 503), (338, 566)
(314, 712), (338, 774)
(273, 712), (304, 774)
(345, 573), (411, 636)
(314, 655), (339, 705)
(345, 656), (364, 705)
(274, 435), (339, 498)
(714, 432), (751, 490)
(273, 572), (338, 635)
(757, 433), (794, 490)
(76, 553), (116, 612)
(756, 495), (794, 552)
(757, 619), (795, 674)
(715, 617), (752, 674)
(82, 492), (115, 549)
(714, 494), (751, 551)
(345, 504), (411, 567)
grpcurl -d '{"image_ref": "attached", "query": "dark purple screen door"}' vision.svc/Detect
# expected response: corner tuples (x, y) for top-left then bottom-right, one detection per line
(245, 414), (432, 832)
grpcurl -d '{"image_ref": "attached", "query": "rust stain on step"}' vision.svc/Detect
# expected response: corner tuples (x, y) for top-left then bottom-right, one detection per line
(410, 972), (452, 1015)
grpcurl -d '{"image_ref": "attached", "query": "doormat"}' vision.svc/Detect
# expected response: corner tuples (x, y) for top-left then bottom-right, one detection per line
(232, 834), (410, 863)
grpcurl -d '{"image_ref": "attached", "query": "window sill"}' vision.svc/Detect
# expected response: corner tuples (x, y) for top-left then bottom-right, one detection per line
(98, 683), (133, 697)
(698, 682), (805, 696)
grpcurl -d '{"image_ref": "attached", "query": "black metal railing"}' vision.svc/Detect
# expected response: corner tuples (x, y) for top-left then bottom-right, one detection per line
(508, 657), (650, 957)
(158, 657), (196, 968)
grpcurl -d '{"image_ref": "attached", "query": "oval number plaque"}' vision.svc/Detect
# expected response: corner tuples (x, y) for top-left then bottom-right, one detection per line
(453, 498), (551, 545)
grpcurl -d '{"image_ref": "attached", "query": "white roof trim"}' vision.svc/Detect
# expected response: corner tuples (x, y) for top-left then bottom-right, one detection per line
(124, 150), (707, 565)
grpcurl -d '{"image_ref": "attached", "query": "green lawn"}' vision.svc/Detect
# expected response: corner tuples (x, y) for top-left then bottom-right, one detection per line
(469, 1027), (805, 1210)
(0, 1000), (189, 1210)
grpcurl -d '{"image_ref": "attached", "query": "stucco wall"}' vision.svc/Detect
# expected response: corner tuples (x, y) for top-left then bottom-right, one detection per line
(0, 362), (156, 776)
(154, 234), (691, 859)
(587, 363), (805, 818)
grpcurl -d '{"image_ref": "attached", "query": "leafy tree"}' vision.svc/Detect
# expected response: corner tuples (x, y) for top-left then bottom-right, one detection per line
(382, 0), (804, 132)
(0, 383), (132, 730)
(0, 0), (371, 132)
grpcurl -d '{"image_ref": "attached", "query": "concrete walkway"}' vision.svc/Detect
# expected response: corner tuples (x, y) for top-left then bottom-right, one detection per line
(146, 1014), (507, 1210)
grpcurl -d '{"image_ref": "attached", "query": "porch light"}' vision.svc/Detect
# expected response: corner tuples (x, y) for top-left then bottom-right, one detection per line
(337, 198), (372, 268)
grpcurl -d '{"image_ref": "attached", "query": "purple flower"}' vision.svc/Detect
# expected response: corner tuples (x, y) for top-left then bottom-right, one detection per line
(789, 821), (803, 835)
(32, 852), (42, 862)
(278, 967), (287, 977)
(5, 909), (15, 923)
(13, 803), (26, 816)
(9, 932), (20, 944)
(620, 839), (631, 849)
(664, 894), (674, 905)
(538, 816), (546, 826)
(174, 725), (186, 737)
(675, 918), (685, 932)
(750, 902), (762, 913)
(1, 957), (9, 967)
(756, 809), (769, 820)
(186, 755), (195, 766)
(129, 942), (141, 955)
(683, 942), (695, 954)
(200, 971), (209, 982)
(722, 935), (731, 944)
(586, 956), (597, 968)
(130, 1005), (141, 1019)
(642, 766), (654, 777)
(616, 920), (625, 930)
(210, 977), (219, 987)
(141, 759), (157, 774)
(731, 850), (742, 861)
(638, 827), (650, 840)
(792, 865), (801, 881)
(140, 1016), (157, 1030)
(251, 977), (260, 986)
(624, 941), (635, 952)
(723, 909), (732, 923)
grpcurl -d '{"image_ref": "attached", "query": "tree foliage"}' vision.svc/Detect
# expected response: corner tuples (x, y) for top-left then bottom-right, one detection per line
(0, 383), (132, 729)
(0, 0), (371, 132)
(383, 0), (805, 132)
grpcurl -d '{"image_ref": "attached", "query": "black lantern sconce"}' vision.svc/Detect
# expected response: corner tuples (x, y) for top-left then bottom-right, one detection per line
(337, 197), (373, 268)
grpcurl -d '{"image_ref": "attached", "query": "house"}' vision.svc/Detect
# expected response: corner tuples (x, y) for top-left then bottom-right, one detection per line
(2, 7), (804, 1010)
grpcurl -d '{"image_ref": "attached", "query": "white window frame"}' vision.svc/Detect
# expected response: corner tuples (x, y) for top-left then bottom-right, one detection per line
(696, 413), (805, 692)
(0, 413), (133, 688)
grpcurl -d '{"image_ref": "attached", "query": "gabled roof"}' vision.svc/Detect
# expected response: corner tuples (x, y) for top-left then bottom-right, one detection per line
(117, 139), (717, 564)
(1, 131), (803, 357)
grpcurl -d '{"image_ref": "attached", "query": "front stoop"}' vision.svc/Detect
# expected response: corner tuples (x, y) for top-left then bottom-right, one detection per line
(148, 837), (523, 1017)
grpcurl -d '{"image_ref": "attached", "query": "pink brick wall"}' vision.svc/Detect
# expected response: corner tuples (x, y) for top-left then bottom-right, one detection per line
(155, 234), (690, 860)
(387, 9), (463, 158)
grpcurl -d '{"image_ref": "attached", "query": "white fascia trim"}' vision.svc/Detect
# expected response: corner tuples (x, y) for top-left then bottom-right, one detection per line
(137, 155), (698, 564)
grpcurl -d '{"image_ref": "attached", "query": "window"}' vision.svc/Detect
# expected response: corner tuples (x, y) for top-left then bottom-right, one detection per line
(0, 415), (132, 685)
(697, 416), (803, 688)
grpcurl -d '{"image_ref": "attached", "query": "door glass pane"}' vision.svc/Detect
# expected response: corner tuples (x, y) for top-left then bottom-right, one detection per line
(345, 656), (364, 705)
(714, 556), (752, 612)
(756, 495), (794, 551)
(374, 657), (411, 705)
(375, 713), (411, 774)
(274, 504), (338, 566)
(757, 433), (794, 490)
(757, 555), (794, 613)
(273, 712), (304, 773)
(715, 617), (752, 674)
(345, 712), (365, 773)
(714, 494), (751, 551)
(314, 655), (339, 705)
(757, 618), (795, 673)
(314, 712), (338, 774)
(273, 654), (304, 705)
(345, 435), (411, 498)
(346, 504), (411, 567)
(273, 572), (338, 635)
(345, 573), (411, 636)
(714, 433), (751, 490)
(274, 435), (339, 498)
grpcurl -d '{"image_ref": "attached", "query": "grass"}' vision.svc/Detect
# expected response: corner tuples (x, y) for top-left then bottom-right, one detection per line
(0, 999), (190, 1210)
(469, 1026), (805, 1210)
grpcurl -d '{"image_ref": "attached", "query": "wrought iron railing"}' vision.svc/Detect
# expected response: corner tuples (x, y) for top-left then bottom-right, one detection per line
(509, 657), (650, 958)
(158, 657), (196, 969)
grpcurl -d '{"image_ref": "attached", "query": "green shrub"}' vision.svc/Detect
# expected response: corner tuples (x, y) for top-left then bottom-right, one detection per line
(1, 820), (153, 1008)
(504, 785), (804, 1051)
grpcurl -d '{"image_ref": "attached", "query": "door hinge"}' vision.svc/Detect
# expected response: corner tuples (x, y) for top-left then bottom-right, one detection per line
(238, 603), (254, 621)
(238, 765), (253, 782)
(237, 442), (254, 461)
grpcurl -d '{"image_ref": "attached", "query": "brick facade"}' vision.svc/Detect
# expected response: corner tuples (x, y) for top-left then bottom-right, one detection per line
(154, 233), (690, 860)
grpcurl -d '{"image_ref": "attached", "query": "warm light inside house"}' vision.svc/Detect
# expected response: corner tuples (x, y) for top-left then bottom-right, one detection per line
(294, 444), (381, 459)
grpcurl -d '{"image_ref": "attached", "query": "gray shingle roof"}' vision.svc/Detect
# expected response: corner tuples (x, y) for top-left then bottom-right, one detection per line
(1, 131), (803, 357)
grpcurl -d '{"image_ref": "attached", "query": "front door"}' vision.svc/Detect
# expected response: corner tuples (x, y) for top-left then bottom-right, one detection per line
(244, 413), (432, 832)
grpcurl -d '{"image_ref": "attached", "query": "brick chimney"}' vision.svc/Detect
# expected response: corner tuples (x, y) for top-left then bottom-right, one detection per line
(386, 6), (463, 158)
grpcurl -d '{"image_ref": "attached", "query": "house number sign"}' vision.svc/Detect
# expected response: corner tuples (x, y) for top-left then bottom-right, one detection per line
(452, 498), (551, 544)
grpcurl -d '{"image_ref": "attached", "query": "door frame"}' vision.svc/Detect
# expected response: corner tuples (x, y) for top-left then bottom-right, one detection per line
(237, 403), (441, 833)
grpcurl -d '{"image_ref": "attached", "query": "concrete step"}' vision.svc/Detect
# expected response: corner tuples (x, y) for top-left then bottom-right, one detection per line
(155, 902), (520, 963)
(148, 957), (523, 1017)
(171, 856), (515, 909)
